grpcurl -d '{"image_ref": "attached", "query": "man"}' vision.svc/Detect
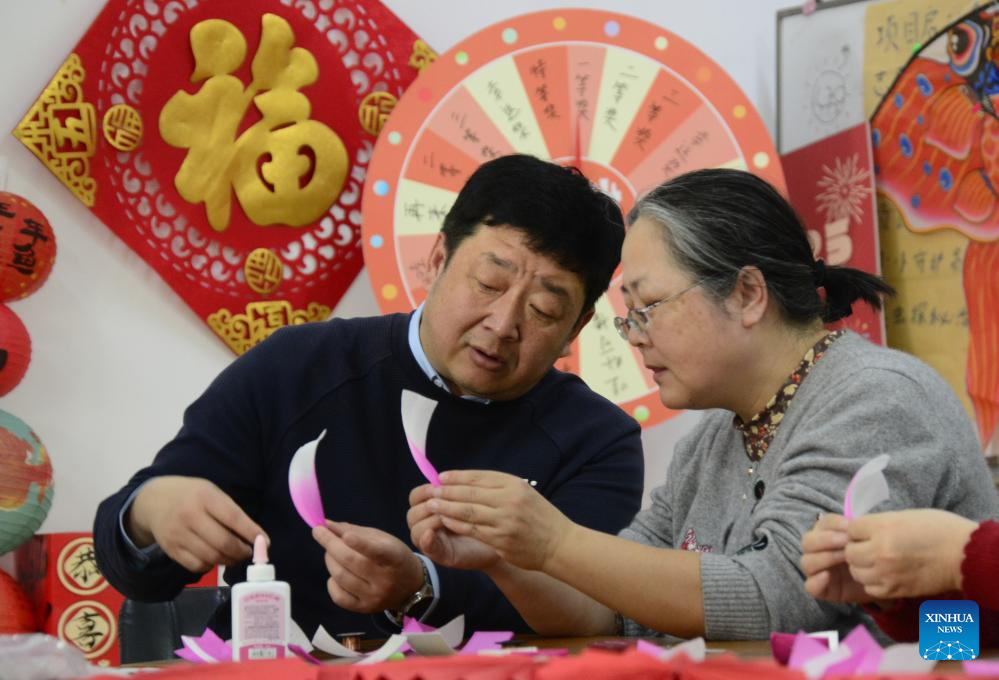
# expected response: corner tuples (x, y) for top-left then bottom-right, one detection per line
(94, 154), (644, 639)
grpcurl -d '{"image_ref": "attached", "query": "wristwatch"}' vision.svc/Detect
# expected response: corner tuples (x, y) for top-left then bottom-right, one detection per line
(385, 558), (435, 627)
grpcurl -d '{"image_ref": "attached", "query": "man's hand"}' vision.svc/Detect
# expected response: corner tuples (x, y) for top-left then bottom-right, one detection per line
(126, 475), (265, 574)
(312, 521), (425, 614)
(800, 513), (874, 603)
(409, 484), (500, 571)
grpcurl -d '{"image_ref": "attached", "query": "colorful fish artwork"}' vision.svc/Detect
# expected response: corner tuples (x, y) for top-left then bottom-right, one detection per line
(871, 6), (999, 452)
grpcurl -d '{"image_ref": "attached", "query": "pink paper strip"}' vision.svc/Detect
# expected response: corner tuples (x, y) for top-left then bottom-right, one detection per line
(409, 441), (441, 486)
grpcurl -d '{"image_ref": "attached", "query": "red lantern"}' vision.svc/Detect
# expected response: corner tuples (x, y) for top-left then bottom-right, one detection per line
(0, 304), (30, 396)
(0, 570), (37, 633)
(0, 192), (56, 302)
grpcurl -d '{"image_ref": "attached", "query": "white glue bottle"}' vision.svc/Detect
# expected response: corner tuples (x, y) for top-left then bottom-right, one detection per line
(231, 534), (290, 661)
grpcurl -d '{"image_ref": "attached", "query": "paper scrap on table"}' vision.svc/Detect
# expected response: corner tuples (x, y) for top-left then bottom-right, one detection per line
(843, 453), (890, 518)
(637, 637), (706, 662)
(402, 389), (441, 485)
(175, 628), (231, 663)
(773, 630), (840, 666)
(785, 623), (936, 679)
(288, 429), (327, 528)
(313, 615), (517, 661)
(965, 659), (999, 675)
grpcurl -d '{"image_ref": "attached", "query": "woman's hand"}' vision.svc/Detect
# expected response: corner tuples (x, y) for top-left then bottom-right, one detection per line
(421, 470), (576, 572)
(408, 483), (500, 571)
(845, 509), (976, 599)
(801, 513), (875, 603)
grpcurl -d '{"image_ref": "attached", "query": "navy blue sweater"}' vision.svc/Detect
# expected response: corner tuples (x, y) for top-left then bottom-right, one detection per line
(94, 313), (643, 638)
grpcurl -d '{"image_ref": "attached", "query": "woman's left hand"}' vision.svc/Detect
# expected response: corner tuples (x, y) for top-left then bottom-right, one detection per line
(425, 469), (574, 571)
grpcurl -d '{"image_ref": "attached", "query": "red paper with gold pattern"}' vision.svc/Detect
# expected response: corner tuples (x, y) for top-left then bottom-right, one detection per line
(361, 9), (784, 428)
(13, 532), (217, 667)
(13, 0), (433, 354)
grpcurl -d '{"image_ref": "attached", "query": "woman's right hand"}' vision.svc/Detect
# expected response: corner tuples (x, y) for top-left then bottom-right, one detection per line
(415, 470), (576, 572)
(800, 513), (875, 603)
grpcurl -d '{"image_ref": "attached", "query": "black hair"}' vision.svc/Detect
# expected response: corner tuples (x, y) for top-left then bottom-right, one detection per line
(441, 154), (624, 313)
(628, 168), (894, 325)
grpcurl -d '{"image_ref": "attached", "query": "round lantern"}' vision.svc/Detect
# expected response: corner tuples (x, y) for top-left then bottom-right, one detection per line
(0, 570), (37, 633)
(0, 192), (57, 302)
(0, 304), (31, 396)
(0, 410), (53, 555)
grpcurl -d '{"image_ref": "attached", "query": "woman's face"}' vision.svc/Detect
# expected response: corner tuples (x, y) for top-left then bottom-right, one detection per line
(620, 217), (742, 411)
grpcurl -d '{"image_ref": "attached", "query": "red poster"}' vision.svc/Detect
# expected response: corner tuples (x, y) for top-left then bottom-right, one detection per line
(781, 122), (886, 345)
(13, 0), (433, 354)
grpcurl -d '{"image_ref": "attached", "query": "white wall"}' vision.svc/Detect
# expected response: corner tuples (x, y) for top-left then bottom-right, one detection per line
(0, 0), (794, 534)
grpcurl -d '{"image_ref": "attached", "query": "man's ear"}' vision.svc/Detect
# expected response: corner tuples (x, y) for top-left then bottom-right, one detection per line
(561, 308), (594, 356)
(730, 266), (768, 328)
(426, 233), (448, 284)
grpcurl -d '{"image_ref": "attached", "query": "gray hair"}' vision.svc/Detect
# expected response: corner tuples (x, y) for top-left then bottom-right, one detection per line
(627, 169), (894, 325)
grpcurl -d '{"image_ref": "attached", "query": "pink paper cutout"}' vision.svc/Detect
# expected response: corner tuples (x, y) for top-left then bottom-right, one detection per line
(772, 631), (827, 665)
(402, 390), (441, 486)
(175, 628), (232, 663)
(836, 625), (882, 674)
(403, 616), (437, 633)
(636, 639), (664, 658)
(964, 659), (999, 674)
(788, 632), (832, 669)
(288, 429), (327, 528)
(459, 631), (514, 655)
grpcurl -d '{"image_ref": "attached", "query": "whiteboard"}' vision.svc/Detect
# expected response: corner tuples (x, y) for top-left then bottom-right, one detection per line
(777, 0), (871, 154)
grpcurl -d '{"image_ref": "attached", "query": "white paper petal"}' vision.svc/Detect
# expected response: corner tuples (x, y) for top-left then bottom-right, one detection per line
(288, 619), (312, 653)
(356, 634), (409, 665)
(844, 453), (890, 518)
(310, 625), (363, 657)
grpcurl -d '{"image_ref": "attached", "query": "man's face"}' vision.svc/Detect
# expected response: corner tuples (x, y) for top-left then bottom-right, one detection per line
(420, 225), (591, 401)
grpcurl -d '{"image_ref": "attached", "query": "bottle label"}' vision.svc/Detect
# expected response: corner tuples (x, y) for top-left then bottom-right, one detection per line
(236, 591), (286, 660)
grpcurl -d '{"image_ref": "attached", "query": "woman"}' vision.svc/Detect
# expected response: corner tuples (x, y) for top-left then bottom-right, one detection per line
(801, 509), (998, 643)
(407, 169), (999, 640)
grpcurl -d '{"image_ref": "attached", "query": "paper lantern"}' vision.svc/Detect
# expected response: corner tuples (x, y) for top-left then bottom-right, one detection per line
(0, 192), (56, 302)
(0, 570), (37, 633)
(0, 410), (53, 555)
(0, 304), (31, 396)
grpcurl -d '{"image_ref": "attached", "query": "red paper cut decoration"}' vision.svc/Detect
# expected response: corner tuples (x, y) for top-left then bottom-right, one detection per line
(781, 123), (886, 345)
(0, 192), (56, 303)
(13, 0), (433, 355)
(0, 304), (31, 397)
(361, 9), (784, 428)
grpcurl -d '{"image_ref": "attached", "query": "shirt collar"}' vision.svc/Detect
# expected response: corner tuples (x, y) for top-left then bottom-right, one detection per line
(733, 330), (844, 461)
(408, 304), (491, 405)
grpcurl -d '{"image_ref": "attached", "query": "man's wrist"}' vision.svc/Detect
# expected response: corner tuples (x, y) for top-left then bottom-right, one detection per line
(385, 554), (437, 626)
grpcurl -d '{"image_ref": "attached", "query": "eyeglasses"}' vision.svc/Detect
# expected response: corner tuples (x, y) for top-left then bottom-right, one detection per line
(613, 280), (704, 340)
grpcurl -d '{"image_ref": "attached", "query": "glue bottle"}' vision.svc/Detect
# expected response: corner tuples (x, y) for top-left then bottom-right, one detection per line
(231, 534), (290, 661)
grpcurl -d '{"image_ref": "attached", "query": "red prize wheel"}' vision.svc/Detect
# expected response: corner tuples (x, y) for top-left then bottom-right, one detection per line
(0, 304), (31, 397)
(0, 192), (56, 302)
(361, 9), (784, 427)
